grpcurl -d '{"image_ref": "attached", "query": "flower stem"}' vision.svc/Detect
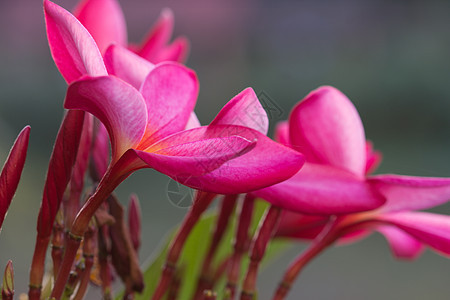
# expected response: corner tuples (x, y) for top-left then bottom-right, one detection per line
(226, 194), (255, 299)
(194, 195), (238, 299)
(28, 235), (50, 300)
(51, 210), (65, 280)
(98, 224), (113, 300)
(240, 205), (281, 300)
(151, 191), (216, 300)
(73, 220), (97, 300)
(272, 218), (340, 300)
(50, 167), (123, 300)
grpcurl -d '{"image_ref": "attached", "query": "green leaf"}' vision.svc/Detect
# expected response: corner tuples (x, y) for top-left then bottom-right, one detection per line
(120, 199), (290, 300)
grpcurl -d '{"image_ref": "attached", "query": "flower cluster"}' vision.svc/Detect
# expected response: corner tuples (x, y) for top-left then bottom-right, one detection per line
(0, 0), (449, 300)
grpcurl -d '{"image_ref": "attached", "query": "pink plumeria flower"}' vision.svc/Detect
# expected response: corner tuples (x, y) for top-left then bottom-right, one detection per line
(45, 0), (303, 195)
(73, 0), (189, 62)
(45, 0), (194, 181)
(254, 86), (450, 215)
(0, 126), (30, 231)
(258, 86), (450, 259)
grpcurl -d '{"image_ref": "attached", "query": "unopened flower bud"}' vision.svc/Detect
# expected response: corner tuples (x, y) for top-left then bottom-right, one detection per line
(2, 260), (14, 299)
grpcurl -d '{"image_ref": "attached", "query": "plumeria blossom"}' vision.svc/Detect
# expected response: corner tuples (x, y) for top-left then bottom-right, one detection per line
(256, 86), (450, 258)
(257, 86), (450, 299)
(45, 0), (303, 196)
(0, 126), (30, 231)
(254, 86), (450, 216)
(74, 0), (189, 62)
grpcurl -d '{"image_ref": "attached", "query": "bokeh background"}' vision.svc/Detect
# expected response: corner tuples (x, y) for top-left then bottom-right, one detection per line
(1, 0), (450, 299)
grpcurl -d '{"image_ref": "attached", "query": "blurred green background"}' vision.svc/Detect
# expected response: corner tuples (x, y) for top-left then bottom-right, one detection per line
(0, 0), (449, 299)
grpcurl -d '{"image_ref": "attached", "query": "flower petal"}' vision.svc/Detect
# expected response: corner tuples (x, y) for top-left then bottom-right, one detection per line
(104, 45), (155, 90)
(151, 125), (304, 194)
(137, 62), (198, 148)
(153, 36), (190, 63)
(289, 86), (366, 177)
(376, 225), (424, 260)
(185, 112), (201, 130)
(0, 126), (30, 230)
(134, 8), (174, 62)
(64, 76), (147, 162)
(137, 134), (255, 177)
(73, 0), (127, 54)
(274, 121), (290, 147)
(210, 88), (269, 135)
(368, 174), (450, 212)
(274, 210), (328, 240)
(254, 163), (385, 215)
(377, 212), (450, 256)
(365, 141), (382, 175)
(337, 229), (372, 246)
(44, 0), (107, 83)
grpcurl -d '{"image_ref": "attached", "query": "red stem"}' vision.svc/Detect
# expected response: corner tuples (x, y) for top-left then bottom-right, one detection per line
(194, 195), (238, 299)
(151, 191), (216, 300)
(73, 221), (97, 300)
(240, 205), (281, 299)
(51, 167), (123, 300)
(226, 194), (255, 299)
(272, 218), (340, 300)
(28, 236), (50, 300)
(98, 224), (113, 299)
(51, 212), (65, 281)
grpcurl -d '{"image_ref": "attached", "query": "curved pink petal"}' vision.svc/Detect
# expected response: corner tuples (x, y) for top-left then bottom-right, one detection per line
(254, 163), (385, 215)
(37, 110), (85, 237)
(155, 125), (304, 194)
(365, 141), (382, 175)
(289, 86), (366, 177)
(274, 121), (290, 147)
(376, 225), (424, 260)
(368, 174), (450, 213)
(153, 36), (190, 63)
(275, 210), (328, 240)
(73, 0), (127, 54)
(210, 88), (269, 135)
(65, 76), (147, 162)
(185, 112), (201, 130)
(0, 126), (30, 230)
(137, 62), (198, 149)
(135, 8), (174, 62)
(44, 0), (107, 83)
(377, 212), (450, 256)
(136, 135), (255, 178)
(337, 229), (372, 246)
(104, 45), (155, 90)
